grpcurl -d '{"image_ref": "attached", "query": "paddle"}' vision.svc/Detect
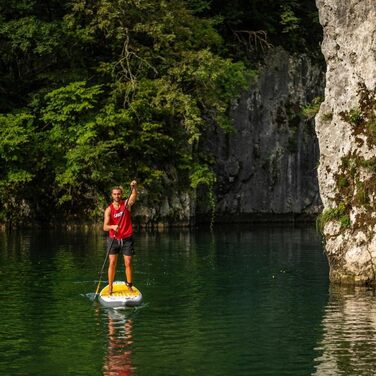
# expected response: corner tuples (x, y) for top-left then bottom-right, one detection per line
(94, 188), (131, 299)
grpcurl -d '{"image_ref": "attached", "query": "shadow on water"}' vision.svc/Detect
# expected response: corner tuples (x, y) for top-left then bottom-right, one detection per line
(313, 285), (376, 376)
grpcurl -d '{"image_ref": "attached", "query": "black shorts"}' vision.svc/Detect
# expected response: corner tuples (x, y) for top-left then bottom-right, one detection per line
(107, 236), (135, 256)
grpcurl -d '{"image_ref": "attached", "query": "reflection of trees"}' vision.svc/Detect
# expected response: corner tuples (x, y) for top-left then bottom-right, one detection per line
(313, 286), (376, 376)
(103, 310), (134, 376)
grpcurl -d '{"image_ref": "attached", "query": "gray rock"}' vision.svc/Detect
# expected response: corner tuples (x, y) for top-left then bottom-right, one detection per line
(316, 0), (376, 284)
(203, 47), (324, 221)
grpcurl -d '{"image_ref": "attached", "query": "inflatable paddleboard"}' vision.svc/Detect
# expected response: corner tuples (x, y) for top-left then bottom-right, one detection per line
(98, 281), (143, 308)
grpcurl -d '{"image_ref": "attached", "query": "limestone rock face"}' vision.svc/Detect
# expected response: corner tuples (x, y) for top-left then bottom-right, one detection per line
(134, 48), (324, 227)
(316, 0), (376, 284)
(133, 190), (194, 228)
(203, 48), (324, 221)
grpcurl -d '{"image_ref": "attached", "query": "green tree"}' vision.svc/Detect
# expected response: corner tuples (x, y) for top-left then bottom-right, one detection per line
(0, 0), (249, 225)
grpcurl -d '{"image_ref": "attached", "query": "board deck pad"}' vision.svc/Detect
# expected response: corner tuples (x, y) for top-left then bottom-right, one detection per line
(100, 283), (141, 297)
(99, 281), (142, 308)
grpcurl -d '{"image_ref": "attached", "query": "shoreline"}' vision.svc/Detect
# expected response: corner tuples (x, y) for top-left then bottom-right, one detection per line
(0, 212), (318, 231)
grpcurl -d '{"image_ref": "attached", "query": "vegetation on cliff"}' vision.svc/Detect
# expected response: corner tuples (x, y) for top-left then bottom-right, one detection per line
(317, 85), (376, 235)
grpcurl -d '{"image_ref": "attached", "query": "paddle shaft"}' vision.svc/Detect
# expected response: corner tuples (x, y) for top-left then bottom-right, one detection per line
(95, 190), (131, 297)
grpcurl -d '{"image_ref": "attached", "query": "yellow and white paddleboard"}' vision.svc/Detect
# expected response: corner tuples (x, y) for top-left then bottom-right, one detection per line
(98, 281), (142, 308)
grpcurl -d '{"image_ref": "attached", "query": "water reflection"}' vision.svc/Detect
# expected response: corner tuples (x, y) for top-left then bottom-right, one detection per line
(0, 226), (331, 376)
(103, 310), (134, 376)
(314, 286), (376, 375)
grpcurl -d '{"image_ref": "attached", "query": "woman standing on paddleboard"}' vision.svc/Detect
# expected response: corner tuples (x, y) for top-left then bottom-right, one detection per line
(103, 181), (138, 294)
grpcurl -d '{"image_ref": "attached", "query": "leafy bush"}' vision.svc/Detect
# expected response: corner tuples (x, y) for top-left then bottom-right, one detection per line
(0, 0), (249, 225)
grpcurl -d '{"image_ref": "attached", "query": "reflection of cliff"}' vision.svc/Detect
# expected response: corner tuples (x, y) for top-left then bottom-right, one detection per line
(313, 286), (376, 375)
(103, 310), (133, 376)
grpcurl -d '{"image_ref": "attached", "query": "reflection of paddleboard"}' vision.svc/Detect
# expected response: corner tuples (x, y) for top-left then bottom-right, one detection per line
(99, 281), (143, 308)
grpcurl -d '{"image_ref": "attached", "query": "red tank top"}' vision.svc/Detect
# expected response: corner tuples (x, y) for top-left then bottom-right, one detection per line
(108, 201), (133, 240)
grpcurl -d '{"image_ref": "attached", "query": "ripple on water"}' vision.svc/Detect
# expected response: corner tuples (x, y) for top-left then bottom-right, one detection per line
(313, 287), (376, 376)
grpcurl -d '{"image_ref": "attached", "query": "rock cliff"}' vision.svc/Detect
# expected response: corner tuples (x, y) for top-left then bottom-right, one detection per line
(134, 48), (325, 227)
(316, 0), (376, 284)
(200, 48), (324, 222)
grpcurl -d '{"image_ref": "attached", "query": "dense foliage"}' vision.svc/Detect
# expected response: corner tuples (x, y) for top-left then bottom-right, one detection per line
(0, 0), (321, 225)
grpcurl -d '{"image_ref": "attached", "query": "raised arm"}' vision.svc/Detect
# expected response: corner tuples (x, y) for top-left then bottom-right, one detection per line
(127, 180), (138, 208)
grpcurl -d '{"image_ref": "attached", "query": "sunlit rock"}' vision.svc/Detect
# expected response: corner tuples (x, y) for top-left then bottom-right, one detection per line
(316, 0), (376, 284)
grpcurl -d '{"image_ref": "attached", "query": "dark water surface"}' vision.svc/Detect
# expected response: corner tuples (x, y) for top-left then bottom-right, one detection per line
(0, 225), (375, 375)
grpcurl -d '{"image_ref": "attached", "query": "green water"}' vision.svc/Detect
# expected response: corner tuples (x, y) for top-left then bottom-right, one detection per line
(1, 225), (376, 375)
